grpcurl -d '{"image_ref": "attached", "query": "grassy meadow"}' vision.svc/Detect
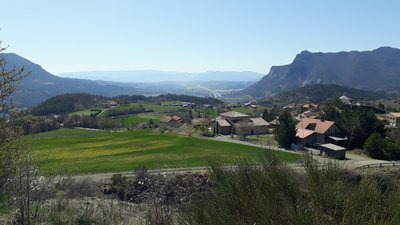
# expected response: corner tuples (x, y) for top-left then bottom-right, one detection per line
(28, 128), (298, 175)
(115, 112), (165, 124)
(110, 103), (183, 113)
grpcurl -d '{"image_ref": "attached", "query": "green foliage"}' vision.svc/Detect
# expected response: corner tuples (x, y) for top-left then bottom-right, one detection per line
(63, 114), (122, 130)
(320, 104), (340, 121)
(338, 109), (386, 149)
(261, 108), (269, 121)
(261, 106), (279, 122)
(364, 133), (400, 160)
(274, 110), (297, 148)
(31, 93), (108, 116)
(321, 100), (386, 149)
(21, 114), (61, 134)
(179, 154), (400, 225)
(106, 104), (146, 117)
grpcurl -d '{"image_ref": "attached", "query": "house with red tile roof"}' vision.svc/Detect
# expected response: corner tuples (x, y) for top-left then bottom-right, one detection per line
(296, 118), (345, 147)
(160, 115), (184, 126)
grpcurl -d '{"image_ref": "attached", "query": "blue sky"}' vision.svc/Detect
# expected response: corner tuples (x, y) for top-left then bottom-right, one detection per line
(0, 0), (399, 75)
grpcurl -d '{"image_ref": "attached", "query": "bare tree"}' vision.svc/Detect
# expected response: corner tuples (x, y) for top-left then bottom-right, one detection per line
(235, 121), (253, 141)
(0, 41), (29, 194)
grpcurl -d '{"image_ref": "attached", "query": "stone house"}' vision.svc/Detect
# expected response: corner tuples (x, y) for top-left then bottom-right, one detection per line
(213, 111), (269, 135)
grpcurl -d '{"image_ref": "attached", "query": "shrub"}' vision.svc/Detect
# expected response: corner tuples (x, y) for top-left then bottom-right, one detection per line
(364, 133), (400, 160)
(178, 153), (400, 225)
(57, 177), (99, 198)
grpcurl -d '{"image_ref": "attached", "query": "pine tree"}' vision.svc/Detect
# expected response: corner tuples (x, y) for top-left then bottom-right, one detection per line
(262, 108), (269, 121)
(274, 110), (297, 148)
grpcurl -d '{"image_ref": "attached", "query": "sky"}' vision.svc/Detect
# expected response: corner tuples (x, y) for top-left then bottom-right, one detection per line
(0, 0), (399, 75)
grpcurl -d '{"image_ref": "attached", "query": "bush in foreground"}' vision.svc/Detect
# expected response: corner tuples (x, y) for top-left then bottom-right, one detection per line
(179, 154), (400, 225)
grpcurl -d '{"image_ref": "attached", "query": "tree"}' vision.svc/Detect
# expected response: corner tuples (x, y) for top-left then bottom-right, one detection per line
(235, 121), (253, 141)
(188, 109), (193, 121)
(262, 108), (269, 121)
(338, 109), (385, 149)
(0, 42), (29, 193)
(364, 133), (386, 159)
(320, 105), (340, 121)
(364, 133), (400, 160)
(274, 110), (297, 148)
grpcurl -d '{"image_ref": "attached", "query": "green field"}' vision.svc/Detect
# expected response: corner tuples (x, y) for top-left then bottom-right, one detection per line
(29, 128), (298, 175)
(114, 103), (183, 113)
(115, 112), (165, 124)
(70, 109), (100, 116)
(231, 107), (264, 116)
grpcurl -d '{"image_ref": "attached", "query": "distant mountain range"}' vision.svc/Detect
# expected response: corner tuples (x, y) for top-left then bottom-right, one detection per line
(239, 47), (400, 98)
(7, 46), (399, 107)
(2, 53), (260, 107)
(58, 70), (264, 82)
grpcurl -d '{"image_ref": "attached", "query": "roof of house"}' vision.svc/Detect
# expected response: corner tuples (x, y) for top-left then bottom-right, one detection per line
(219, 111), (250, 118)
(296, 118), (335, 134)
(250, 118), (270, 126)
(340, 95), (350, 100)
(160, 116), (172, 123)
(303, 104), (318, 108)
(296, 128), (315, 139)
(320, 143), (346, 151)
(192, 118), (211, 123)
(328, 136), (348, 141)
(171, 115), (183, 121)
(268, 119), (280, 125)
(390, 112), (400, 118)
(217, 119), (231, 127)
(302, 110), (315, 116)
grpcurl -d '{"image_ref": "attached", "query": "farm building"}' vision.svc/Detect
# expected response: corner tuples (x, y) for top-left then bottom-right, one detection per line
(213, 111), (269, 135)
(215, 119), (232, 135)
(386, 112), (400, 128)
(160, 115), (184, 126)
(191, 118), (212, 128)
(319, 143), (346, 160)
(104, 100), (118, 108)
(249, 118), (269, 134)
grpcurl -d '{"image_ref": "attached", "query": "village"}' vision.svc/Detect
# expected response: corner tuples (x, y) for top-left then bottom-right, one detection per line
(157, 94), (400, 162)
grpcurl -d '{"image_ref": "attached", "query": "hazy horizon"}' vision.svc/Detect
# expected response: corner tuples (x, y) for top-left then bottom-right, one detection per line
(57, 70), (264, 83)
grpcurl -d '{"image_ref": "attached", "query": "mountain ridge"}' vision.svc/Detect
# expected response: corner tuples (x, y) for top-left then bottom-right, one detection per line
(240, 47), (400, 98)
(1, 53), (138, 107)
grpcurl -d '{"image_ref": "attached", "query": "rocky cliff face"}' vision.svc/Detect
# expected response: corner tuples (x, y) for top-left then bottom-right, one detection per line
(240, 47), (400, 98)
